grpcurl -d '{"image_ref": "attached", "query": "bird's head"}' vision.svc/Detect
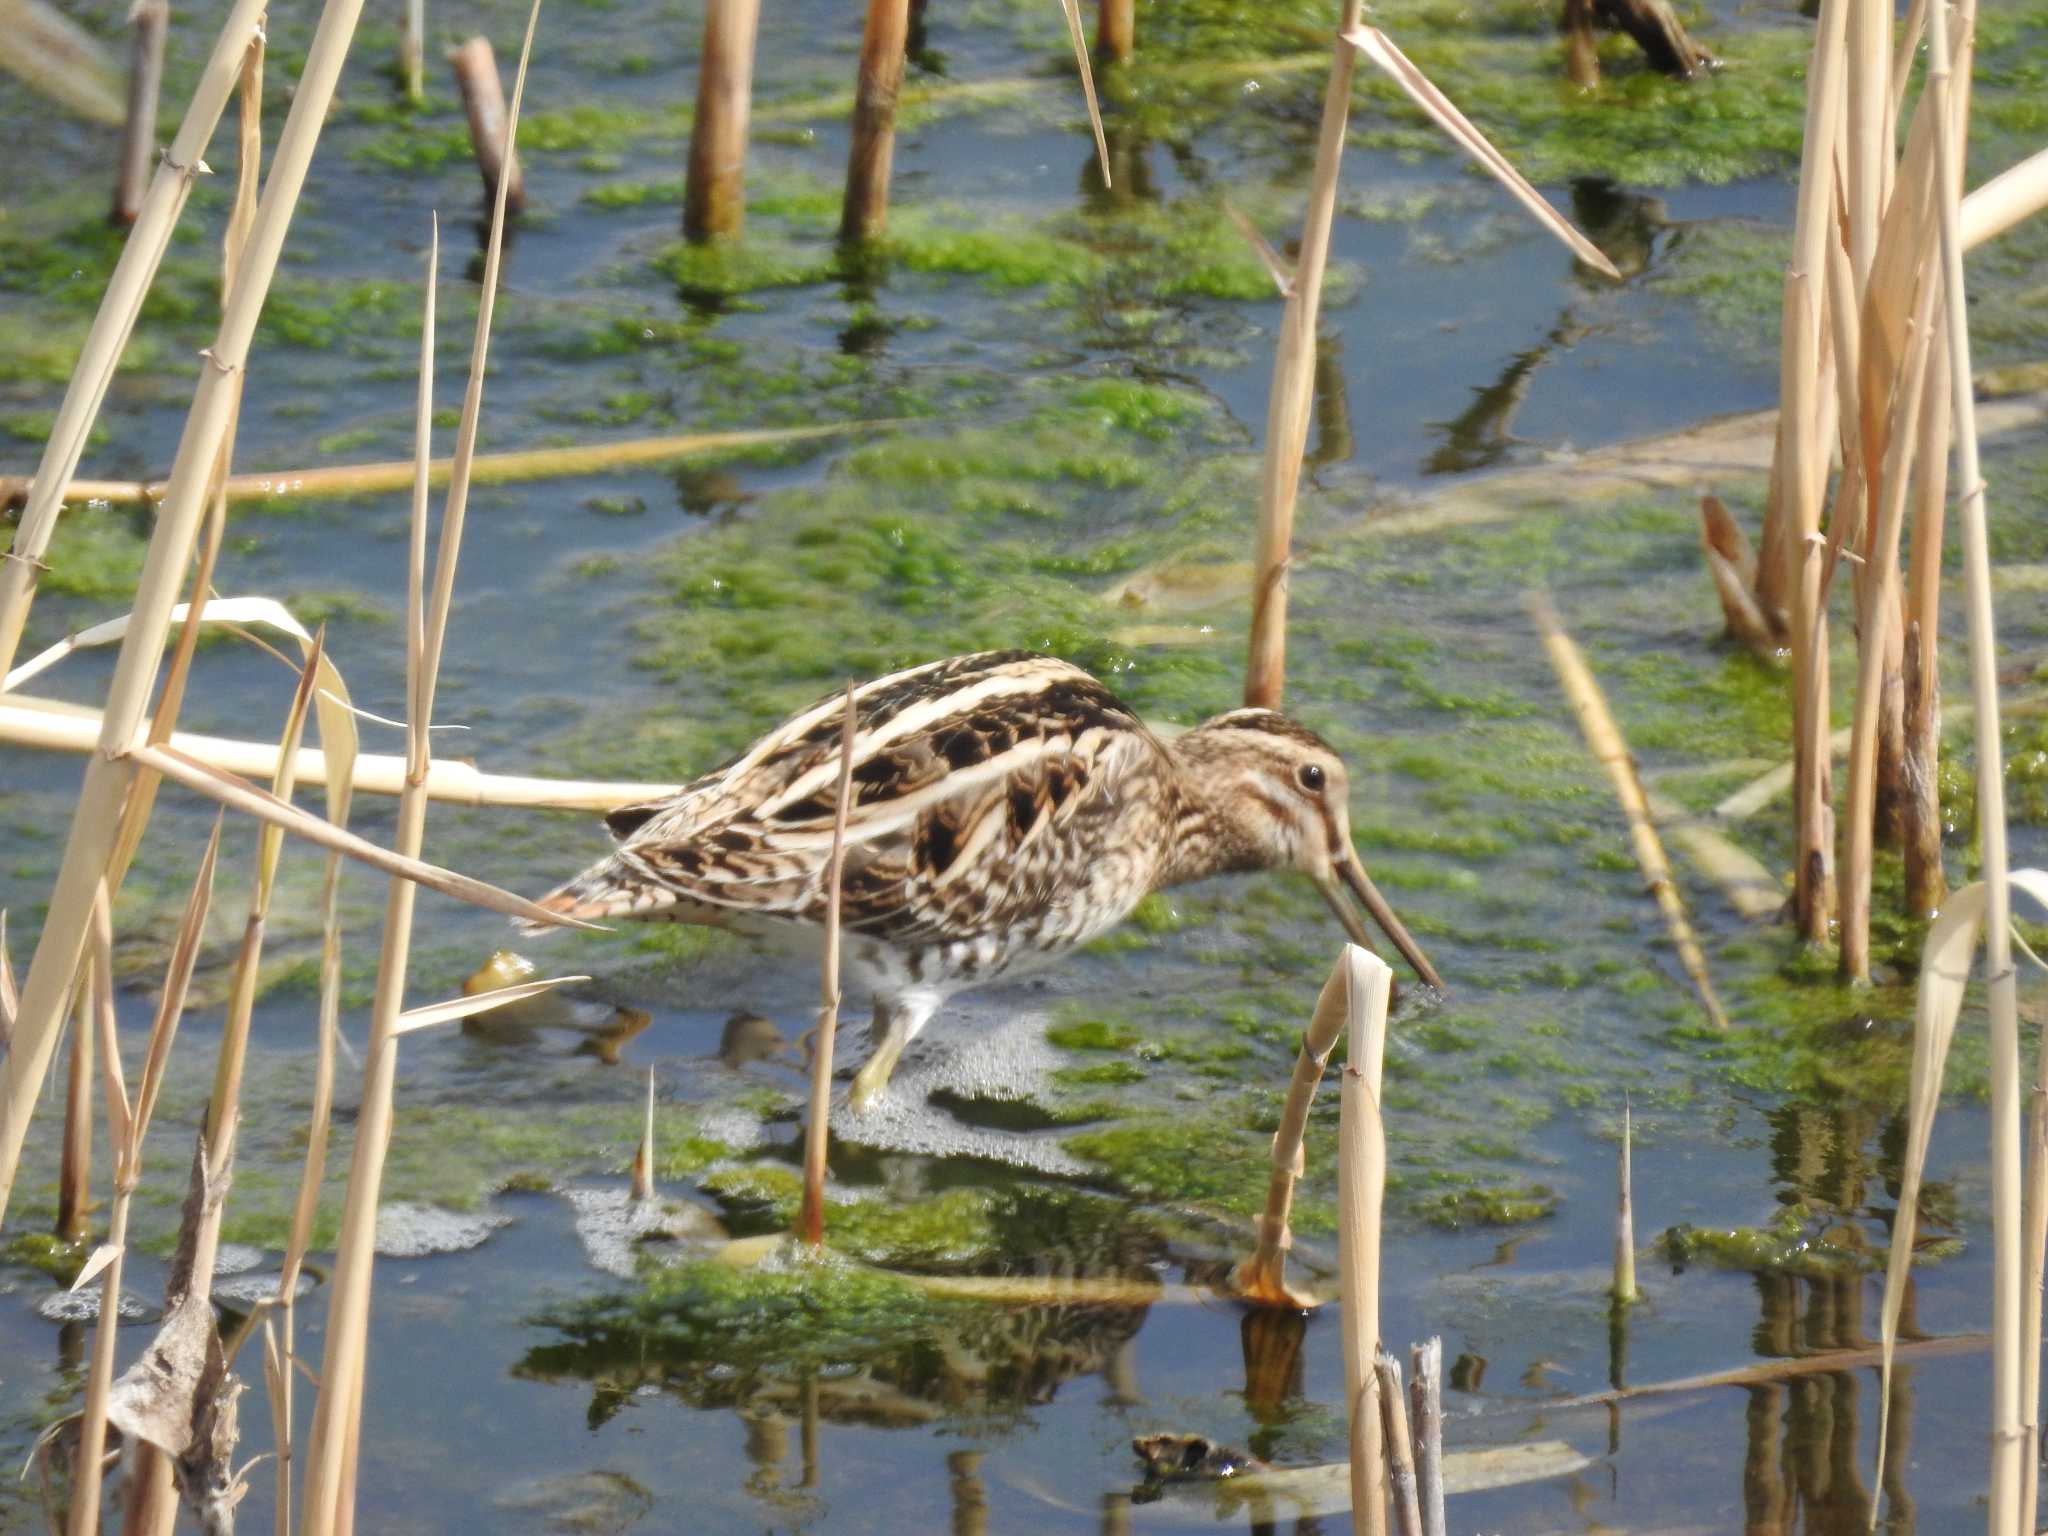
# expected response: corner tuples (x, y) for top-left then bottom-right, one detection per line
(1169, 709), (1443, 990)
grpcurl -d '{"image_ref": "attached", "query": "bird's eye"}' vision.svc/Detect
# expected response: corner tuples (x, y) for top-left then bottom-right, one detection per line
(1298, 763), (1326, 793)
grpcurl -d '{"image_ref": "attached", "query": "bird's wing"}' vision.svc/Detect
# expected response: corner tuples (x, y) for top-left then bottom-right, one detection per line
(613, 651), (1163, 939)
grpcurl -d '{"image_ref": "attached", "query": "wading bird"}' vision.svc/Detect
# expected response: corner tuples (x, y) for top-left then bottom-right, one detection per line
(534, 651), (1440, 1109)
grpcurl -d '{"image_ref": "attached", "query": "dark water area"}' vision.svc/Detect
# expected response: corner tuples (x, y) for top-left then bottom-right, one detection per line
(5, 0), (2048, 1526)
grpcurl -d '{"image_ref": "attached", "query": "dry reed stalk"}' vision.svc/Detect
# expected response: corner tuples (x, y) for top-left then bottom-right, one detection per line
(1556, 1332), (1985, 1412)
(1782, 271), (1835, 945)
(0, 0), (375, 1226)
(1335, 946), (1392, 1536)
(632, 1068), (656, 1202)
(400, 0), (425, 102)
(1920, 8), (2024, 1522)
(270, 707), (357, 1536)
(1527, 592), (1729, 1029)
(107, 22), (264, 910)
(67, 833), (216, 1536)
(1406, 1340), (1444, 1536)
(1843, 0), (1889, 285)
(1242, 0), (1361, 710)
(302, 17), (533, 1516)
(1698, 494), (1778, 656)
(68, 898), (126, 1536)
(12, 420), (888, 508)
(1374, 1352), (1421, 1536)
(797, 686), (858, 1247)
(0, 693), (678, 809)
(1242, 23), (1617, 706)
(451, 36), (525, 213)
(0, 0), (125, 122)
(0, 0), (267, 688)
(838, 0), (911, 241)
(682, 0), (759, 240)
(1959, 147), (2048, 248)
(111, 0), (170, 226)
(1096, 0), (1133, 61)
(1233, 955), (1352, 1306)
(1051, 0), (1112, 190)
(1613, 1098), (1637, 1304)
(1901, 331), (1950, 917)
(1839, 246), (1940, 982)
(1767, 0), (1847, 946)
(126, 633), (324, 1533)
(56, 981), (92, 1244)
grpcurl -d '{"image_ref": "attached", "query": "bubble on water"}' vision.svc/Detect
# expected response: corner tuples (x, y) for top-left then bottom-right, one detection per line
(214, 1242), (265, 1276)
(565, 1186), (726, 1278)
(375, 1201), (512, 1258)
(36, 1287), (153, 1324)
(215, 1270), (318, 1306)
(831, 1003), (1089, 1178)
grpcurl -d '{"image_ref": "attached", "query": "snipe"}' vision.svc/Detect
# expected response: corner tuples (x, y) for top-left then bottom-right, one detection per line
(534, 650), (1439, 1109)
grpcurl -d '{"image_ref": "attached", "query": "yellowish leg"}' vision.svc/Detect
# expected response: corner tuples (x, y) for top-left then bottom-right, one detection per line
(848, 1013), (909, 1113)
(848, 996), (934, 1113)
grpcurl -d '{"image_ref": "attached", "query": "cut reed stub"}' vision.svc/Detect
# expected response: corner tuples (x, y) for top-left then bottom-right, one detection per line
(682, 0), (760, 241)
(111, 0), (170, 227)
(450, 36), (525, 214)
(838, 0), (911, 242)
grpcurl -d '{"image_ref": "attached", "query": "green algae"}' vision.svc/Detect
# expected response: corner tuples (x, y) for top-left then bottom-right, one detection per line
(701, 1165), (1007, 1269)
(532, 1253), (963, 1384)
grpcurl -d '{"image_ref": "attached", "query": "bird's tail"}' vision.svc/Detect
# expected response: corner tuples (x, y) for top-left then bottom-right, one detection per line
(516, 853), (682, 936)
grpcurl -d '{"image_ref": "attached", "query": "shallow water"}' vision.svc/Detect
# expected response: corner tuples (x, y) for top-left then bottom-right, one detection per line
(4, 0), (2048, 1527)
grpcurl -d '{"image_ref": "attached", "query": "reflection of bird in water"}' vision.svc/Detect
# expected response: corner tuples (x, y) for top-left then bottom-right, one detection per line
(532, 650), (1440, 1110)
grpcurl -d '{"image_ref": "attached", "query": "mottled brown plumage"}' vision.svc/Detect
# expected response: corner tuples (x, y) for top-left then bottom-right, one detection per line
(534, 651), (1438, 1108)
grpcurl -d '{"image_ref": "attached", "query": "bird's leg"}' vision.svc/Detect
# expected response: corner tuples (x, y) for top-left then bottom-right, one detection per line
(848, 993), (936, 1113)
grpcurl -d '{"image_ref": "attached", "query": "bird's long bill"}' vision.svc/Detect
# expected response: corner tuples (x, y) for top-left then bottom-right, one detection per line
(1318, 855), (1445, 991)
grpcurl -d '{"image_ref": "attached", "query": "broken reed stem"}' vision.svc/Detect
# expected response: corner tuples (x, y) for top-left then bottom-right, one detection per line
(451, 36), (525, 214)
(0, 0), (268, 689)
(56, 980), (92, 1244)
(1407, 1340), (1445, 1536)
(838, 0), (910, 242)
(1335, 946), (1393, 1536)
(632, 1067), (656, 1202)
(7, 420), (887, 509)
(1375, 1353), (1422, 1536)
(1233, 956), (1354, 1305)
(0, 695), (679, 810)
(1527, 591), (1729, 1030)
(111, 0), (170, 226)
(682, 0), (759, 241)
(798, 685), (859, 1248)
(1096, 0), (1133, 61)
(1614, 1098), (1638, 1303)
(0, 0), (372, 1226)
(400, 0), (425, 102)
(1922, 2), (2022, 1525)
(1243, 0), (1363, 710)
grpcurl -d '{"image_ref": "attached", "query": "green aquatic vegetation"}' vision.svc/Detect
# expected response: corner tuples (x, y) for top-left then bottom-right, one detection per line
(657, 235), (840, 299)
(531, 1254), (962, 1383)
(700, 1164), (1006, 1268)
(2, 1231), (89, 1284)
(1657, 1205), (1885, 1279)
(36, 506), (150, 599)
(885, 210), (1102, 290)
(1402, 1177), (1559, 1229)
